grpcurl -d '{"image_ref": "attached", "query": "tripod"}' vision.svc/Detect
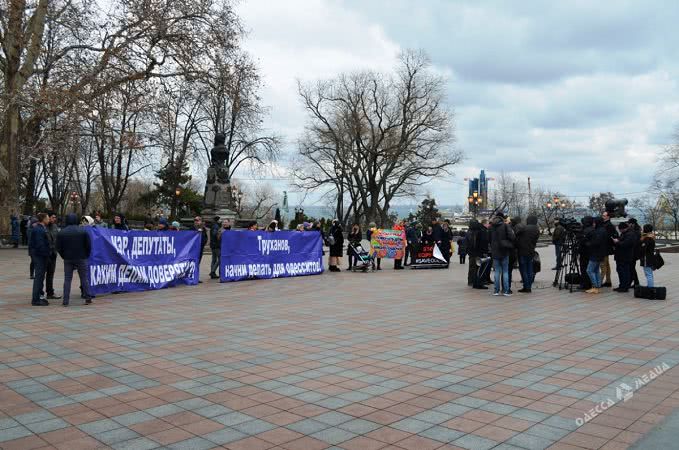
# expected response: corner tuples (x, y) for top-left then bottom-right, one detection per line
(553, 232), (581, 292)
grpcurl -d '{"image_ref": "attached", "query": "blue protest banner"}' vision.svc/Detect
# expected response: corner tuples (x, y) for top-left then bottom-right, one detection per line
(86, 228), (201, 295)
(220, 231), (324, 282)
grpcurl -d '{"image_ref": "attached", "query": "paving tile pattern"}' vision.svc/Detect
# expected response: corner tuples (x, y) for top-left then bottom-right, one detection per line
(1, 248), (678, 449)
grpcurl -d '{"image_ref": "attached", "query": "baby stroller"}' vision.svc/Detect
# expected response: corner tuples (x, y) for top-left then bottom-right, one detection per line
(349, 243), (374, 272)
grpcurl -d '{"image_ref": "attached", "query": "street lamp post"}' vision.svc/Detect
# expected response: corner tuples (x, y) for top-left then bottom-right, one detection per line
(69, 191), (80, 213)
(174, 187), (182, 218)
(468, 191), (482, 218)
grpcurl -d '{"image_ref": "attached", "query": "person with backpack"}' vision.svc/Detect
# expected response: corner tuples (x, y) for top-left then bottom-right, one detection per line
(489, 213), (515, 296)
(640, 224), (656, 288)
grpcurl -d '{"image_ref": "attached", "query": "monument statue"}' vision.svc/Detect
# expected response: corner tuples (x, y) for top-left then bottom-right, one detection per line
(202, 133), (237, 221)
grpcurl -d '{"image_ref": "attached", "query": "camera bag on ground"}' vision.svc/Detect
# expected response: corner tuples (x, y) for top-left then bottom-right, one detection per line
(634, 285), (667, 300)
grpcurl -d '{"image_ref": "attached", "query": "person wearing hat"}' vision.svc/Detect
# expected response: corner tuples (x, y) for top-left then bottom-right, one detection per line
(81, 216), (95, 226)
(169, 221), (180, 230)
(612, 221), (635, 293)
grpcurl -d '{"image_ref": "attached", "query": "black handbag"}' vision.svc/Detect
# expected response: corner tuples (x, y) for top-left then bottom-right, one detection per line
(533, 251), (541, 273)
(653, 251), (664, 270)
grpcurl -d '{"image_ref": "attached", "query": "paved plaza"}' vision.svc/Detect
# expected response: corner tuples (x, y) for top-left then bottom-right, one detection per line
(1, 248), (678, 450)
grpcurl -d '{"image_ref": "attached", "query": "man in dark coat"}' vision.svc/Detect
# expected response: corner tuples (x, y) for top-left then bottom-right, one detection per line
(20, 215), (28, 246)
(45, 212), (61, 300)
(328, 219), (344, 272)
(551, 219), (566, 270)
(466, 219), (489, 289)
(627, 218), (642, 288)
(515, 215), (540, 293)
(10, 213), (20, 248)
(613, 222), (635, 292)
(600, 211), (618, 287)
(578, 216), (594, 291)
(405, 222), (419, 266)
(193, 216), (208, 282)
(584, 217), (609, 294)
(57, 214), (93, 306)
(507, 217), (522, 292)
(30, 213), (51, 306)
(209, 216), (221, 279)
(489, 214), (515, 296)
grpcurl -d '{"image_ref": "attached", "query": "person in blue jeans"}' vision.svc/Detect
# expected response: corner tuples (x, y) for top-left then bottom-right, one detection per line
(489, 213), (515, 296)
(639, 224), (656, 288)
(584, 217), (608, 294)
(56, 213), (93, 306)
(613, 222), (635, 293)
(515, 215), (540, 293)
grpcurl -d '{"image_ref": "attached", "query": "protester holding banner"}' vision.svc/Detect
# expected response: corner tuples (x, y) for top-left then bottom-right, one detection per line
(440, 221), (453, 264)
(328, 219), (344, 272)
(422, 226), (435, 245)
(393, 222), (406, 270)
(112, 213), (129, 231)
(57, 214), (92, 306)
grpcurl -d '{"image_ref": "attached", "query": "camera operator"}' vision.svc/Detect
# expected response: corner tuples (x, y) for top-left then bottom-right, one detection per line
(551, 219), (566, 271)
(600, 211), (618, 288)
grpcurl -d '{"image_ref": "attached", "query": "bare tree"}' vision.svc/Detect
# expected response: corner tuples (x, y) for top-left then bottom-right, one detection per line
(1, 0), (241, 231)
(198, 52), (280, 179)
(296, 50), (461, 226)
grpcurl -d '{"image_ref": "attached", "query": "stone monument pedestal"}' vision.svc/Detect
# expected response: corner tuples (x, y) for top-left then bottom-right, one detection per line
(202, 167), (237, 222)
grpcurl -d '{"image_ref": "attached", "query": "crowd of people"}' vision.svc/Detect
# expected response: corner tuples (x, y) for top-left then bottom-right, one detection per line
(14, 207), (661, 306)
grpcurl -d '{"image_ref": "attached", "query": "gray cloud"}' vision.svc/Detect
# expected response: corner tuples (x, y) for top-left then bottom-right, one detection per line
(236, 0), (679, 208)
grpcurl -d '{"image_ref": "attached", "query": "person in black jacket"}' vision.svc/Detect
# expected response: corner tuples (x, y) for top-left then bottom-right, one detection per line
(347, 224), (362, 270)
(112, 213), (129, 231)
(585, 217), (608, 294)
(466, 219), (490, 289)
(552, 219), (566, 270)
(627, 218), (642, 288)
(507, 217), (521, 292)
(457, 231), (467, 264)
(57, 214), (93, 306)
(328, 220), (344, 272)
(45, 212), (61, 300)
(613, 222), (635, 292)
(578, 216), (594, 291)
(489, 214), (515, 296)
(404, 223), (418, 266)
(600, 211), (618, 287)
(440, 221), (453, 265)
(515, 215), (540, 293)
(640, 224), (656, 288)
(209, 216), (221, 279)
(30, 213), (51, 306)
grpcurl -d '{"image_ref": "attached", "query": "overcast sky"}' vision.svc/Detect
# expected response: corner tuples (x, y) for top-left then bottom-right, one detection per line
(237, 0), (679, 208)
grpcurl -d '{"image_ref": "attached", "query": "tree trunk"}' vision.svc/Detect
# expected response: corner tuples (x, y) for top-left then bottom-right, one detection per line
(0, 104), (22, 233)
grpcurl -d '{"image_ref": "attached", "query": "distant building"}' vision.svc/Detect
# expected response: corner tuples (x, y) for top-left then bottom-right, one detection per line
(467, 169), (490, 207)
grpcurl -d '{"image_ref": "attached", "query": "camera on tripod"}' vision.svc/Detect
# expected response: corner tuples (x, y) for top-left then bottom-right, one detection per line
(558, 217), (582, 234)
(605, 198), (628, 218)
